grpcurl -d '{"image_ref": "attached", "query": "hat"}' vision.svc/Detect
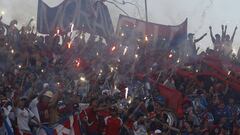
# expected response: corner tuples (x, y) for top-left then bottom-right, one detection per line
(43, 83), (49, 88)
(43, 91), (53, 98)
(57, 100), (65, 107)
(154, 129), (162, 134)
(20, 96), (28, 100)
(102, 89), (110, 95)
(110, 106), (118, 112)
(188, 33), (194, 36)
(73, 103), (79, 108)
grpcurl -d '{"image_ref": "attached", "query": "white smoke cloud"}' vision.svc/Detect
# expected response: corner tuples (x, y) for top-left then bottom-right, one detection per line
(0, 0), (35, 25)
(195, 0), (215, 33)
(0, 0), (64, 26)
(1, 0), (240, 51)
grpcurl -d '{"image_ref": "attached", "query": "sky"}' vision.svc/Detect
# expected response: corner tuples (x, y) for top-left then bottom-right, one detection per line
(0, 0), (240, 52)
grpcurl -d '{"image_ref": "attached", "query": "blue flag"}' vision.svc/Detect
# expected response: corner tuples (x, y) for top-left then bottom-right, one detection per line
(4, 119), (14, 135)
(37, 0), (114, 39)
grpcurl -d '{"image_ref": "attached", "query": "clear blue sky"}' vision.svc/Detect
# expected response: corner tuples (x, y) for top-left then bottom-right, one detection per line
(0, 0), (240, 52)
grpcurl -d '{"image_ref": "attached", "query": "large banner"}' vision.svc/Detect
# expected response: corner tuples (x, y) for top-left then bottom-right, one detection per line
(37, 0), (114, 39)
(116, 15), (187, 48)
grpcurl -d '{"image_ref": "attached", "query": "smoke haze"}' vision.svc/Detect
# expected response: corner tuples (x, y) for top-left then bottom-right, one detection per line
(0, 0), (240, 52)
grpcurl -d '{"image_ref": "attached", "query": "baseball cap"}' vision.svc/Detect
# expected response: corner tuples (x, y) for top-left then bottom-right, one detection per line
(154, 129), (162, 134)
(43, 91), (53, 98)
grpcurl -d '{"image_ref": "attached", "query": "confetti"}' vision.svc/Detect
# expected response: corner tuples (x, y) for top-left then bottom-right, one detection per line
(111, 46), (116, 52)
(123, 46), (128, 55)
(80, 77), (86, 82)
(125, 87), (129, 99)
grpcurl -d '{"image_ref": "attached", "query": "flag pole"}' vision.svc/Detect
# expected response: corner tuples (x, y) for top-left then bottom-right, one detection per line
(144, 0), (148, 54)
(144, 0), (148, 36)
(145, 0), (148, 23)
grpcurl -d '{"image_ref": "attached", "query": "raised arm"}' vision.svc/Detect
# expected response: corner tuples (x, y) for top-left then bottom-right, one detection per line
(26, 18), (34, 32)
(194, 33), (207, 43)
(0, 16), (9, 29)
(231, 26), (237, 42)
(222, 25), (227, 41)
(209, 26), (215, 43)
(225, 25), (227, 34)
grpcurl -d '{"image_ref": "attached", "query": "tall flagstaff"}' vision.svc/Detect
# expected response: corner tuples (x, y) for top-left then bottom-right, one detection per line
(144, 0), (148, 44)
(144, 0), (148, 55)
(144, 0), (148, 23)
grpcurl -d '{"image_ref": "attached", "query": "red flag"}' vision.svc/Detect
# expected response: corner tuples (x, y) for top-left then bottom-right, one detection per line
(135, 73), (185, 117)
(72, 115), (81, 135)
(116, 15), (187, 47)
(176, 69), (195, 79)
(157, 84), (184, 118)
(197, 72), (240, 93)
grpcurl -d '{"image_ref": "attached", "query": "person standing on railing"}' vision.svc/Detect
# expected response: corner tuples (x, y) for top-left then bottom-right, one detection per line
(222, 25), (237, 57)
(209, 26), (223, 52)
(184, 33), (207, 57)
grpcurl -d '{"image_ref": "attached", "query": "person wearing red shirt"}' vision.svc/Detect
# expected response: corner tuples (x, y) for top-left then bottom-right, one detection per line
(98, 106), (110, 134)
(80, 98), (100, 135)
(104, 106), (122, 135)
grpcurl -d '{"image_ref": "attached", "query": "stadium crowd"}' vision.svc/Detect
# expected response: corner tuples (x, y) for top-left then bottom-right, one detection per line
(1, 16), (240, 135)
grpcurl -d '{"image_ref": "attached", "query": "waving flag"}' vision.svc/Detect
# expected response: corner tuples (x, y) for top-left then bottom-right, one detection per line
(37, 0), (114, 39)
(4, 119), (14, 135)
(157, 84), (184, 118)
(38, 115), (81, 135)
(175, 55), (240, 94)
(135, 73), (185, 118)
(116, 15), (187, 48)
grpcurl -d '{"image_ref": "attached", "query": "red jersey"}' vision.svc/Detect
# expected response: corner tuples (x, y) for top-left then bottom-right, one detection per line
(80, 107), (100, 134)
(104, 116), (122, 135)
(98, 110), (110, 133)
(125, 118), (134, 130)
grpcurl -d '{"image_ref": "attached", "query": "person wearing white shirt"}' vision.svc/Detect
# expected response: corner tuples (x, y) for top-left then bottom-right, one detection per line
(15, 97), (40, 135)
(29, 97), (40, 122)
